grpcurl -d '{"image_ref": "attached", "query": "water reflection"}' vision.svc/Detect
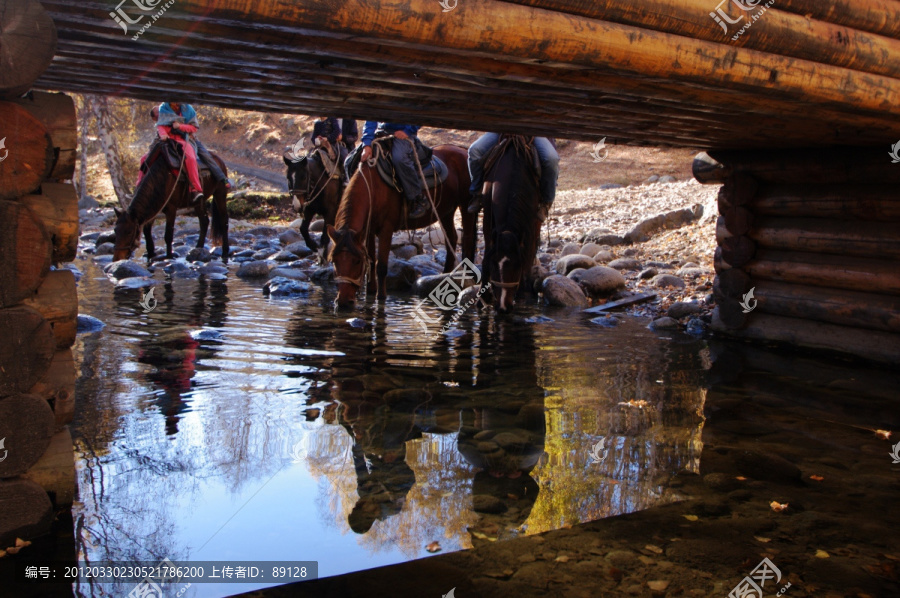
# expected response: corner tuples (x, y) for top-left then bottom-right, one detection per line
(70, 258), (708, 596)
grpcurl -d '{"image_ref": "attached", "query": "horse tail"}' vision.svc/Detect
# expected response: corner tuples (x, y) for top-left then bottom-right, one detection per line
(211, 156), (229, 244)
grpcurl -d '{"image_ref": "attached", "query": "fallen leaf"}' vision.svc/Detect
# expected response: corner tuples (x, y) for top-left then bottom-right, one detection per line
(5, 547), (20, 555)
(507, 494), (519, 500)
(754, 537), (771, 543)
(648, 580), (670, 591)
(770, 501), (789, 513)
(809, 475), (824, 481)
(735, 476), (748, 481)
(815, 550), (830, 559)
(555, 555), (570, 563)
(426, 541), (442, 553)
(682, 515), (699, 522)
(644, 544), (664, 554)
(875, 429), (891, 440)
(471, 531), (488, 540)
(15, 539), (30, 548)
(0, 550), (6, 559)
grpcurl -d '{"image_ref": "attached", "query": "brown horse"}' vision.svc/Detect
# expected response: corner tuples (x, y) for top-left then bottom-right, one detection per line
(327, 141), (476, 309)
(113, 139), (229, 263)
(482, 136), (543, 312)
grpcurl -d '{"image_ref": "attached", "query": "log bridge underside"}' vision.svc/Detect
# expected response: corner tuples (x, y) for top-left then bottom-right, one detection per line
(1, 0), (899, 550)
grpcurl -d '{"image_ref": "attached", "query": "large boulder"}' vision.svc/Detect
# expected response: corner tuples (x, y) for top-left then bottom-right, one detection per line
(624, 204), (704, 244)
(570, 266), (626, 296)
(541, 275), (588, 307)
(555, 254), (596, 275)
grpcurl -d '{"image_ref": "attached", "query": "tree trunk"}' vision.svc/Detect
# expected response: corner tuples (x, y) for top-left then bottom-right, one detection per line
(0, 0), (57, 99)
(89, 95), (131, 208)
(0, 103), (54, 200)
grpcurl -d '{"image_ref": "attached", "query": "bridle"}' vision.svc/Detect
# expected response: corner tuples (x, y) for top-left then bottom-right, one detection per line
(293, 147), (342, 208)
(331, 145), (380, 289)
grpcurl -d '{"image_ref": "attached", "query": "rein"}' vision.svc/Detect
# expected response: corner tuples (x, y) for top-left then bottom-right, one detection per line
(303, 147), (341, 206)
(332, 147), (379, 289)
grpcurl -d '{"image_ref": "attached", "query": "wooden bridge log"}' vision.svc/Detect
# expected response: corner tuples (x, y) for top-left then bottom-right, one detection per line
(21, 427), (75, 507)
(0, 394), (55, 478)
(0, 478), (54, 547)
(752, 281), (900, 334)
(28, 349), (75, 430)
(0, 307), (55, 397)
(14, 92), (77, 180)
(19, 183), (79, 264)
(746, 249), (900, 295)
(0, 0), (57, 100)
(694, 148), (900, 185)
(720, 236), (757, 268)
(22, 270), (77, 351)
(0, 104), (54, 200)
(504, 0), (900, 77)
(0, 201), (51, 308)
(749, 217), (900, 259)
(752, 184), (900, 221)
(718, 205), (754, 236)
(712, 311), (900, 364)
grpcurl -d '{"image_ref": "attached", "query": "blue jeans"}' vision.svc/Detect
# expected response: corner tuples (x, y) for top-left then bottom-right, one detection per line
(467, 133), (559, 205)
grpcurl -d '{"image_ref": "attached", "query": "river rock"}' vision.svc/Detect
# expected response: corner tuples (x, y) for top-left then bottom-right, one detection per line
(588, 233), (625, 246)
(283, 241), (313, 257)
(186, 247), (212, 262)
(263, 277), (316, 297)
(607, 257), (642, 271)
(385, 259), (418, 291)
(458, 285), (485, 309)
(408, 256), (443, 278)
(415, 274), (451, 297)
(590, 315), (619, 327)
(667, 301), (702, 319)
(114, 276), (155, 290)
(593, 250), (614, 263)
(310, 266), (334, 283)
(95, 231), (116, 246)
(624, 204), (703, 243)
(105, 260), (151, 280)
(659, 175), (677, 183)
(685, 317), (708, 336)
(95, 242), (114, 255)
(76, 315), (105, 333)
(393, 244), (419, 260)
(279, 229), (303, 245)
(542, 275), (588, 307)
(652, 274), (686, 289)
(233, 249), (256, 258)
(571, 266), (626, 296)
(734, 450), (801, 484)
(251, 248), (277, 260)
(198, 264), (228, 275)
(309, 219), (325, 232)
(271, 250), (298, 262)
(270, 268), (309, 281)
(645, 175), (660, 184)
(236, 260), (272, 277)
(62, 263), (83, 282)
(537, 252), (552, 266)
(639, 267), (658, 280)
(649, 317), (681, 330)
(555, 254), (595, 275)
(677, 266), (705, 279)
(559, 242), (581, 257)
(579, 242), (602, 257)
(247, 226), (277, 237)
(173, 245), (191, 258)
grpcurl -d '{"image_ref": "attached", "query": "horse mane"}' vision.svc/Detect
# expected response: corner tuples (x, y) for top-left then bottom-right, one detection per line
(491, 140), (541, 264)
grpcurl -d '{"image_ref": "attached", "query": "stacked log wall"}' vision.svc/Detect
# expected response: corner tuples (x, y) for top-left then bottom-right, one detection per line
(0, 0), (77, 549)
(695, 148), (900, 364)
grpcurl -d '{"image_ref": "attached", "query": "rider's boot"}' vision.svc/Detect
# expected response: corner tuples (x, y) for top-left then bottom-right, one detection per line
(410, 194), (430, 219)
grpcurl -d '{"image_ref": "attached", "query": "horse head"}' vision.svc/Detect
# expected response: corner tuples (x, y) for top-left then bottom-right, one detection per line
(488, 230), (526, 313)
(112, 206), (142, 261)
(283, 152), (310, 209)
(326, 224), (367, 309)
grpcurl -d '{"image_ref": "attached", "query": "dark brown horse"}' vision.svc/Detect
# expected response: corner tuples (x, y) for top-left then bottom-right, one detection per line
(283, 140), (343, 254)
(113, 140), (229, 263)
(327, 141), (476, 309)
(482, 136), (543, 312)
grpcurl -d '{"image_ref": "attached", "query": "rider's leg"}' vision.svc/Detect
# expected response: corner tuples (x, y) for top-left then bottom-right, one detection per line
(392, 137), (428, 218)
(175, 138), (204, 201)
(466, 132), (499, 213)
(534, 137), (560, 220)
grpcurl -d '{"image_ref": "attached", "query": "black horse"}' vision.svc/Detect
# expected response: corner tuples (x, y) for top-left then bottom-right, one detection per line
(283, 140), (344, 254)
(114, 139), (229, 263)
(481, 136), (543, 312)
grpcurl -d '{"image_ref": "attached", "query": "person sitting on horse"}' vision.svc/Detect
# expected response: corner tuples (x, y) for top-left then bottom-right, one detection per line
(340, 118), (359, 152)
(467, 133), (559, 221)
(156, 102), (229, 203)
(310, 116), (350, 177)
(357, 121), (431, 219)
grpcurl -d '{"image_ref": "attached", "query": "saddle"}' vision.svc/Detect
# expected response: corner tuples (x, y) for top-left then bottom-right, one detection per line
(368, 136), (449, 191)
(483, 135), (541, 183)
(142, 138), (211, 178)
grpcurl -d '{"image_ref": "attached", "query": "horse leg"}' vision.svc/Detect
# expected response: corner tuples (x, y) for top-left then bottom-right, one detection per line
(143, 222), (155, 262)
(197, 203), (210, 249)
(300, 203), (317, 251)
(164, 208), (176, 258)
(366, 233), (377, 296)
(376, 229), (392, 300)
(460, 202), (478, 265)
(439, 208), (459, 273)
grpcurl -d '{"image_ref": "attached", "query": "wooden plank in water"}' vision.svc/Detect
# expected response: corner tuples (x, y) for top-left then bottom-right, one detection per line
(583, 292), (657, 314)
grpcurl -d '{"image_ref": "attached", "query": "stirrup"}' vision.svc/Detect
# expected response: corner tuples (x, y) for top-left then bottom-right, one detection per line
(192, 192), (205, 204)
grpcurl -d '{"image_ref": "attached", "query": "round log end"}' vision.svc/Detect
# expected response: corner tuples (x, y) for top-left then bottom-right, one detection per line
(0, 394), (56, 478)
